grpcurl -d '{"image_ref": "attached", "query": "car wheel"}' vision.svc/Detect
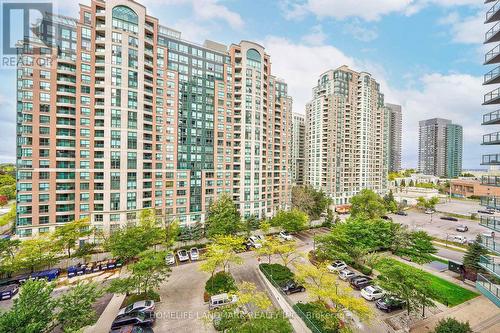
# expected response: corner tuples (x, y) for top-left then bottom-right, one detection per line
(301, 288), (305, 292)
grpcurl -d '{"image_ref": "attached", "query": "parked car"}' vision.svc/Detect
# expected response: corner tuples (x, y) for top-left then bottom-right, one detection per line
(177, 249), (190, 262)
(381, 215), (392, 221)
(111, 311), (155, 330)
(338, 269), (356, 281)
(118, 300), (156, 316)
(425, 209), (435, 214)
(248, 236), (263, 249)
(327, 260), (347, 273)
(280, 281), (305, 295)
(110, 325), (154, 333)
(0, 284), (19, 300)
(350, 276), (373, 290)
(441, 216), (458, 222)
(209, 293), (238, 310)
(453, 235), (467, 244)
(395, 211), (408, 216)
(361, 285), (385, 301)
(375, 296), (405, 312)
(478, 209), (495, 215)
(190, 247), (199, 261)
(165, 252), (175, 265)
(456, 225), (468, 232)
(278, 231), (293, 241)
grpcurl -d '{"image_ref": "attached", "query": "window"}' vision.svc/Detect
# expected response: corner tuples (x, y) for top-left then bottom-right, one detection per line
(112, 5), (138, 34)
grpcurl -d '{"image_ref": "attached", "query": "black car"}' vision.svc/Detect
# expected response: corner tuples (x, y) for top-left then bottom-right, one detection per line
(349, 276), (373, 290)
(381, 215), (392, 221)
(440, 216), (458, 222)
(280, 281), (305, 295)
(478, 209), (495, 215)
(375, 296), (405, 313)
(395, 211), (407, 216)
(111, 311), (155, 330)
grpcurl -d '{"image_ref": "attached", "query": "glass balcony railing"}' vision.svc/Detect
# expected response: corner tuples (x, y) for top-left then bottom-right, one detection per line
(484, 87), (500, 105)
(483, 132), (500, 145)
(486, 21), (500, 43)
(485, 44), (500, 65)
(485, 66), (500, 85)
(476, 274), (500, 307)
(483, 109), (500, 124)
(479, 256), (500, 277)
(479, 236), (500, 254)
(482, 175), (500, 187)
(481, 196), (500, 209)
(486, 1), (500, 23)
(482, 154), (500, 165)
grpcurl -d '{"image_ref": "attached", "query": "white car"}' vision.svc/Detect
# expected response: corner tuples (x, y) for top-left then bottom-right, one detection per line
(278, 231), (293, 241)
(453, 235), (467, 244)
(248, 236), (263, 248)
(208, 293), (238, 310)
(425, 209), (435, 214)
(338, 269), (356, 281)
(327, 260), (347, 273)
(165, 252), (175, 265)
(190, 247), (199, 261)
(361, 286), (385, 301)
(177, 249), (190, 262)
(117, 300), (155, 315)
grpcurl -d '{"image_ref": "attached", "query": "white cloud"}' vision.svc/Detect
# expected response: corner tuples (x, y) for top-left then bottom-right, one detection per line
(344, 20), (379, 42)
(281, 0), (481, 21)
(438, 11), (484, 44)
(301, 25), (327, 45)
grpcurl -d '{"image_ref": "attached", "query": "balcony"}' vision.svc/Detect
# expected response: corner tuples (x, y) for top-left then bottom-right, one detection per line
(482, 153), (500, 165)
(484, 87), (500, 105)
(479, 255), (500, 277)
(486, 21), (500, 44)
(485, 45), (500, 65)
(480, 215), (500, 232)
(476, 274), (500, 307)
(483, 131), (500, 145)
(486, 1), (500, 23)
(479, 235), (500, 254)
(483, 109), (500, 125)
(481, 196), (500, 209)
(482, 175), (500, 187)
(485, 66), (500, 86)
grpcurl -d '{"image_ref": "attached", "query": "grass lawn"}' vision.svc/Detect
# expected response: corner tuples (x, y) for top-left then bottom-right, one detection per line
(376, 258), (479, 307)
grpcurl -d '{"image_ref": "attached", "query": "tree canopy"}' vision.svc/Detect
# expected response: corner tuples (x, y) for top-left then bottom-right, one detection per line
(271, 209), (309, 232)
(205, 193), (242, 237)
(291, 186), (332, 220)
(350, 189), (387, 219)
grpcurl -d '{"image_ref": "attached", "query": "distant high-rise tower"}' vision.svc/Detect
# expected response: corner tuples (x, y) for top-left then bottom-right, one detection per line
(386, 103), (402, 172)
(290, 113), (305, 185)
(418, 118), (462, 178)
(305, 66), (389, 205)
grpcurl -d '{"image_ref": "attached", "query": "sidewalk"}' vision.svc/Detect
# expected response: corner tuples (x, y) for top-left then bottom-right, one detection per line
(84, 293), (126, 333)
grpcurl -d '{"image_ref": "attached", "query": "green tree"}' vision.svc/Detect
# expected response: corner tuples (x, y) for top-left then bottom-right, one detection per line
(323, 208), (334, 227)
(205, 193), (242, 237)
(291, 186), (332, 220)
(271, 209), (309, 232)
(14, 236), (58, 272)
(350, 189), (387, 219)
(0, 204), (15, 227)
(0, 238), (20, 276)
(383, 190), (398, 213)
(52, 218), (92, 259)
(397, 230), (437, 264)
(0, 279), (56, 333)
(199, 235), (244, 277)
(463, 235), (489, 273)
(433, 318), (472, 333)
(56, 282), (103, 333)
(416, 197), (440, 211)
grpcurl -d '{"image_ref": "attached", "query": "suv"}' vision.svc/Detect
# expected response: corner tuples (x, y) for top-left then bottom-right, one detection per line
(456, 225), (468, 232)
(177, 249), (189, 262)
(338, 269), (356, 281)
(327, 260), (347, 273)
(350, 276), (373, 290)
(111, 311), (155, 330)
(189, 247), (199, 261)
(361, 286), (385, 301)
(280, 281), (305, 295)
(375, 296), (405, 312)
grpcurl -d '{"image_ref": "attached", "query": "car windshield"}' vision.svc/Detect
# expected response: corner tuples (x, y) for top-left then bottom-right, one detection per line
(180, 250), (187, 255)
(191, 248), (198, 253)
(145, 300), (152, 306)
(124, 304), (134, 312)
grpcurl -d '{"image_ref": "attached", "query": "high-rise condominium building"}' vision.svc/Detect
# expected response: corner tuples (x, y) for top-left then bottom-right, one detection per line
(386, 103), (402, 172)
(15, 0), (292, 237)
(478, 0), (500, 307)
(418, 118), (462, 178)
(290, 113), (305, 185)
(305, 66), (389, 205)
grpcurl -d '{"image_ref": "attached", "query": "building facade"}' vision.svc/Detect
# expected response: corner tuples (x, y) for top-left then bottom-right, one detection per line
(304, 66), (389, 205)
(418, 118), (462, 178)
(386, 103), (402, 172)
(290, 112), (305, 185)
(478, 0), (500, 307)
(15, 0), (292, 237)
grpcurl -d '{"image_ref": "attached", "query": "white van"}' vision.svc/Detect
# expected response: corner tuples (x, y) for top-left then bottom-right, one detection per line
(208, 293), (238, 310)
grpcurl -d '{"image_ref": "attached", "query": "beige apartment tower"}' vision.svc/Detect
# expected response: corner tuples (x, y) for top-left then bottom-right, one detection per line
(15, 0), (292, 237)
(305, 66), (389, 205)
(290, 113), (305, 185)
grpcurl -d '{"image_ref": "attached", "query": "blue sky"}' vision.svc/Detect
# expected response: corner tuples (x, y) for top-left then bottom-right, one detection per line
(0, 0), (492, 169)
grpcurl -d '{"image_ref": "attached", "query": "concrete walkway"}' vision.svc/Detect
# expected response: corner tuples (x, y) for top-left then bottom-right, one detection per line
(84, 293), (126, 333)
(411, 296), (500, 333)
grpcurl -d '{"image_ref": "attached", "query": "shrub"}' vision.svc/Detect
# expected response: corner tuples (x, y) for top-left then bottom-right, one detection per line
(352, 263), (372, 276)
(205, 272), (237, 296)
(433, 318), (472, 333)
(293, 302), (339, 333)
(259, 263), (294, 286)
